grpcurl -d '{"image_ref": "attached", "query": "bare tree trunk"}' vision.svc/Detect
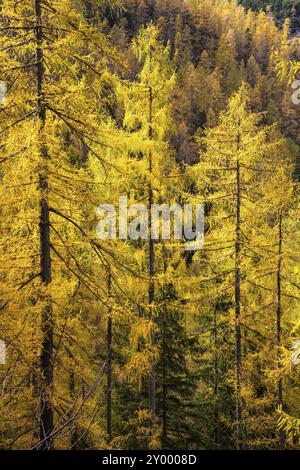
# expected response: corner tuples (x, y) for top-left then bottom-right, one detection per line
(148, 78), (156, 417)
(213, 307), (218, 447)
(162, 304), (167, 449)
(277, 211), (285, 449)
(235, 139), (243, 449)
(69, 368), (78, 449)
(34, 0), (54, 449)
(106, 269), (112, 443)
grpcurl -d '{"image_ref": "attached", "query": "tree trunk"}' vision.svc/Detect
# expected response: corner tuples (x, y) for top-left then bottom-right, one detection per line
(69, 368), (78, 449)
(213, 307), (218, 447)
(162, 304), (167, 449)
(106, 269), (112, 443)
(34, 0), (54, 449)
(277, 211), (285, 449)
(148, 79), (156, 417)
(235, 140), (243, 449)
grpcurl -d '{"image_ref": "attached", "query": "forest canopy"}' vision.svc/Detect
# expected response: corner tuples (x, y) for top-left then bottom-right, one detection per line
(0, 0), (299, 451)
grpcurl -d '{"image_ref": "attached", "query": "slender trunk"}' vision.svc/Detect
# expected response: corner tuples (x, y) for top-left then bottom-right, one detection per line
(235, 140), (243, 449)
(69, 368), (78, 449)
(213, 307), (218, 447)
(106, 269), (112, 442)
(34, 0), (54, 449)
(277, 211), (285, 449)
(162, 305), (167, 449)
(148, 80), (156, 416)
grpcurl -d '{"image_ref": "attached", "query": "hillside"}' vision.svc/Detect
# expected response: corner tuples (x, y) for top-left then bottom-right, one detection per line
(0, 0), (299, 451)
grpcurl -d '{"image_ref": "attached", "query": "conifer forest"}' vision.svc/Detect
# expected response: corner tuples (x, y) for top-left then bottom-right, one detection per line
(0, 0), (300, 452)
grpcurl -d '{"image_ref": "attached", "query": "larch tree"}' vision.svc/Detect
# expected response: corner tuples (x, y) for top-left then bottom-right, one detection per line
(0, 0), (299, 452)
(194, 84), (290, 448)
(254, 140), (298, 448)
(0, 0), (123, 449)
(118, 23), (176, 420)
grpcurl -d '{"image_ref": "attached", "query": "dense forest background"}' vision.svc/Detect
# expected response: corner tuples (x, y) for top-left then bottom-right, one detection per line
(0, 0), (299, 450)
